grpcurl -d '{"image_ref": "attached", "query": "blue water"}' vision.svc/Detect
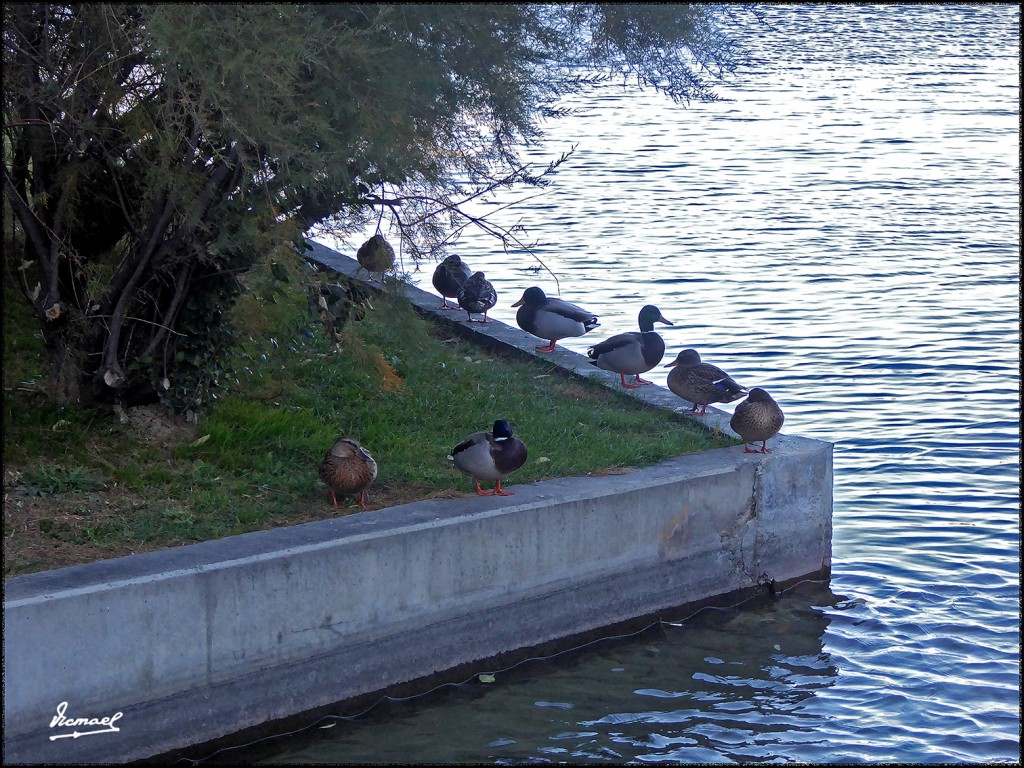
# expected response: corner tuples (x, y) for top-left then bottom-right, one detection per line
(254, 4), (1020, 764)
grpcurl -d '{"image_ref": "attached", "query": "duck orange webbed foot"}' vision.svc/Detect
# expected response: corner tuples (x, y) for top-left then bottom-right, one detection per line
(491, 480), (514, 496)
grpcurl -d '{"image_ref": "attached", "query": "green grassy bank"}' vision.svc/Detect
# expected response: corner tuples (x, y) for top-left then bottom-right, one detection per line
(2, 260), (734, 577)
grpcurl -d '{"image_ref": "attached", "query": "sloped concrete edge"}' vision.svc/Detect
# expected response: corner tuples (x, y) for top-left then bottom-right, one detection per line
(304, 240), (745, 436)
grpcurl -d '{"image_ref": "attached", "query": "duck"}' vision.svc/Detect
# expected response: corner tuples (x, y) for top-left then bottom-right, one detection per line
(457, 271), (498, 323)
(664, 348), (748, 416)
(318, 437), (378, 507)
(449, 419), (528, 496)
(586, 304), (674, 388)
(309, 280), (373, 346)
(432, 254), (473, 310)
(511, 286), (600, 352)
(730, 388), (785, 454)
(356, 233), (395, 275)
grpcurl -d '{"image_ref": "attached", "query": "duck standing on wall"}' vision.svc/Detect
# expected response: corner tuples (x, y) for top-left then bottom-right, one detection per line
(432, 254), (473, 310)
(511, 286), (600, 353)
(457, 271), (498, 323)
(586, 304), (674, 388)
(449, 419), (528, 496)
(319, 437), (378, 507)
(664, 348), (748, 416)
(730, 388), (785, 454)
(356, 233), (396, 278)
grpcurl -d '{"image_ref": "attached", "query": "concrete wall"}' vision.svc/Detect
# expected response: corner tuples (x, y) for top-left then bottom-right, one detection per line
(2, 244), (833, 764)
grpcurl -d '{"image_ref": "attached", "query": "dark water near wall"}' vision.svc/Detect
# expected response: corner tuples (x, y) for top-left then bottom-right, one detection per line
(249, 4), (1020, 764)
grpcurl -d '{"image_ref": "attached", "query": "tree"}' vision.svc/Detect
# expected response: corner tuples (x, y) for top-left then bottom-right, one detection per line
(3, 3), (749, 413)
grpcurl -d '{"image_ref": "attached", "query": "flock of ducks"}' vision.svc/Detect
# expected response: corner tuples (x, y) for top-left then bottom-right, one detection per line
(319, 251), (785, 508)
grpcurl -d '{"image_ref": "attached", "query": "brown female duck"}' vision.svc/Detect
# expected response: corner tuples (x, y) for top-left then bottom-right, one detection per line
(319, 437), (378, 507)
(356, 233), (395, 276)
(457, 271), (498, 323)
(664, 348), (747, 416)
(730, 388), (785, 454)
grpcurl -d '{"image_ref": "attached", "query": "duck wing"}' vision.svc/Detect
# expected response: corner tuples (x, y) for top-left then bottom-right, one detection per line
(451, 431), (487, 457)
(542, 297), (599, 326)
(479, 281), (498, 310)
(588, 331), (641, 359)
(711, 374), (747, 399)
(459, 277), (497, 312)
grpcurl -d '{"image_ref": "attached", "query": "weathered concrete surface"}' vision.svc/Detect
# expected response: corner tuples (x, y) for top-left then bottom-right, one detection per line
(2, 243), (833, 764)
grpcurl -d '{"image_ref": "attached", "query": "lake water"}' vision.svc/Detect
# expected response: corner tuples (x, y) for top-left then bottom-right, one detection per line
(239, 4), (1019, 764)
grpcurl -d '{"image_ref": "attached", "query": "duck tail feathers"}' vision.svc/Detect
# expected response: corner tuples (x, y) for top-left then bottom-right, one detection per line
(714, 377), (747, 398)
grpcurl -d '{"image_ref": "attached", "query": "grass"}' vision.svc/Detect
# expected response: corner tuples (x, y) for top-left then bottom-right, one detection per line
(2, 258), (736, 577)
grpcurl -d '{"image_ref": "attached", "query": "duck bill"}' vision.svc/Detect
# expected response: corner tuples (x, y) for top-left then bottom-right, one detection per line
(656, 316), (674, 326)
(510, 298), (525, 307)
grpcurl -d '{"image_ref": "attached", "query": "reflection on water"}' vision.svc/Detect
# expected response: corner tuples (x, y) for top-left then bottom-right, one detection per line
(251, 4), (1019, 764)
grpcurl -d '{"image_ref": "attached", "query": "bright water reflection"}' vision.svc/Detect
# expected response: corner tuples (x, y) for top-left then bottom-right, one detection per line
(258, 3), (1019, 763)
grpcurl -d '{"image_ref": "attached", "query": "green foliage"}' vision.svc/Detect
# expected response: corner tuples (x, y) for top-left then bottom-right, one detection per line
(3, 3), (750, 415)
(17, 465), (105, 497)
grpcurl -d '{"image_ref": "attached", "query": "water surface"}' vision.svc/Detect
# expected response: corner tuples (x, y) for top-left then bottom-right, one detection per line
(256, 4), (1020, 763)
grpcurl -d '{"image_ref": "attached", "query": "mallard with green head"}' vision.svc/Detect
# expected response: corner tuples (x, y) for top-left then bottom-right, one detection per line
(586, 304), (674, 388)
(449, 419), (528, 496)
(457, 271), (498, 323)
(664, 348), (748, 416)
(319, 437), (378, 507)
(432, 253), (473, 309)
(511, 286), (600, 352)
(730, 388), (785, 454)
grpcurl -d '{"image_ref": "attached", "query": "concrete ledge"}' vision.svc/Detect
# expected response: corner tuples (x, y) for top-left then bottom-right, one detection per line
(2, 243), (833, 764)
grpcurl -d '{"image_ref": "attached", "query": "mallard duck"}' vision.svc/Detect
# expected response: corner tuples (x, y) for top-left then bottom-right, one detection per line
(449, 419), (528, 496)
(586, 304), (674, 388)
(318, 437), (378, 507)
(664, 348), (748, 416)
(511, 286), (600, 352)
(356, 233), (395, 275)
(457, 271), (498, 323)
(432, 254), (473, 310)
(309, 280), (373, 346)
(730, 388), (785, 454)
